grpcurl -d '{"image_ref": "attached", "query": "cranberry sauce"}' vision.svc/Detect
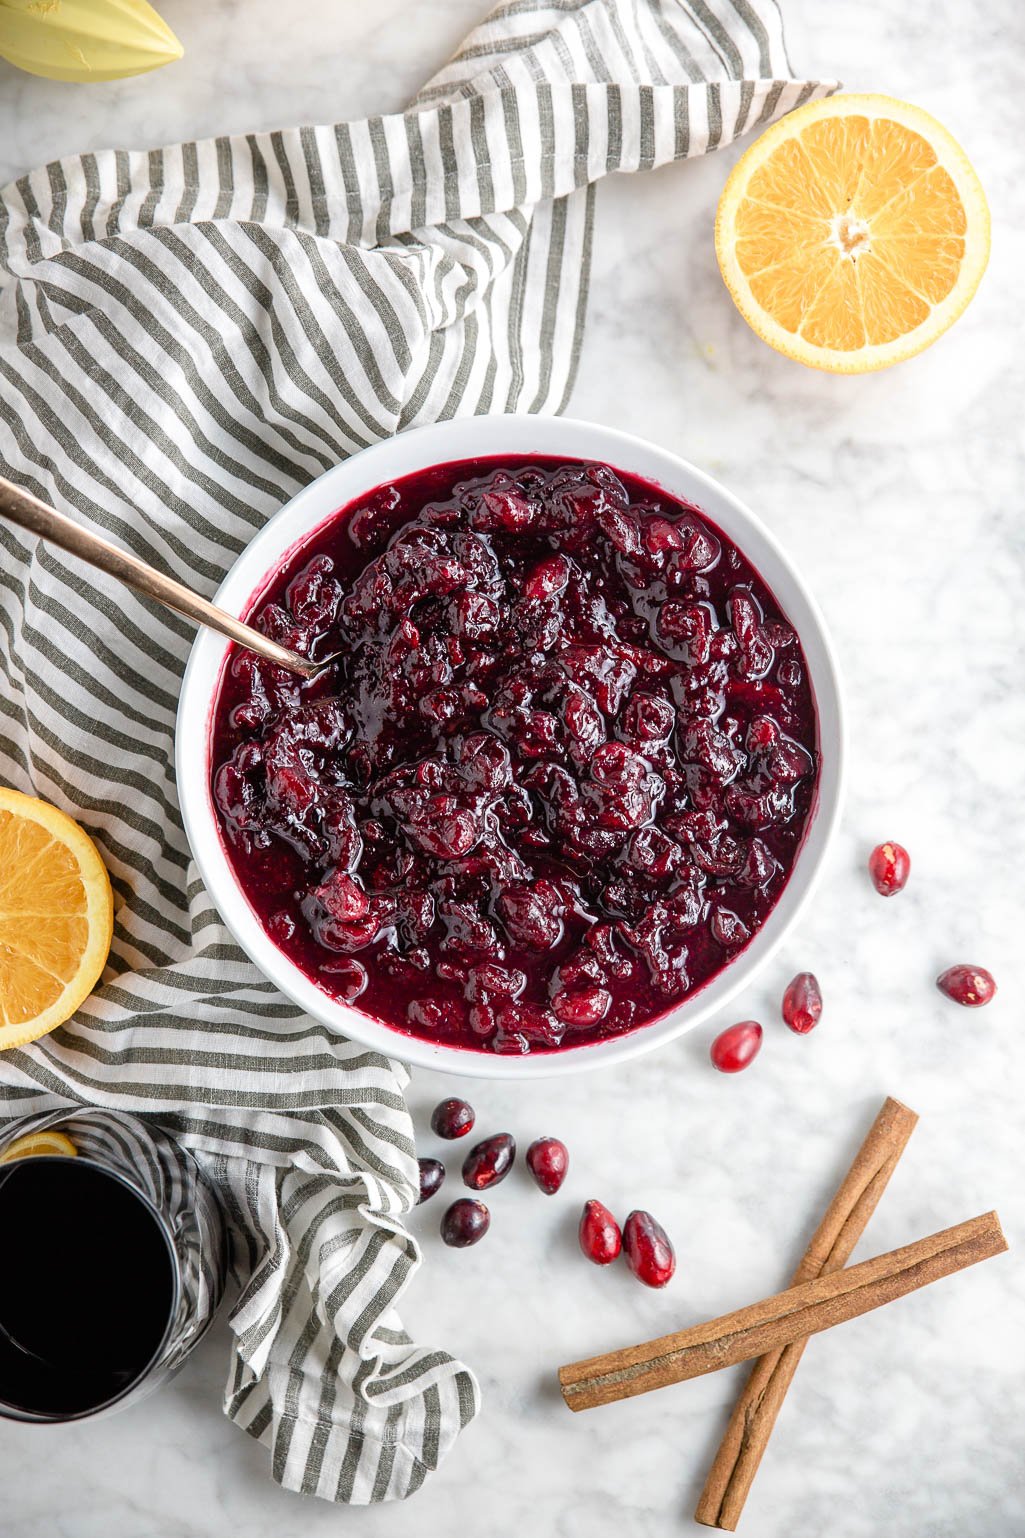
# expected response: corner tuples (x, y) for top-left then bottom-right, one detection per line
(210, 457), (819, 1055)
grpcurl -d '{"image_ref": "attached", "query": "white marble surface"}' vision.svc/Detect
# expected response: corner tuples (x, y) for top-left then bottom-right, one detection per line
(1, 2), (1024, 1535)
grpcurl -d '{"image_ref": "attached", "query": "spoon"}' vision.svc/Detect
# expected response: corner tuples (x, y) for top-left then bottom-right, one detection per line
(0, 473), (331, 681)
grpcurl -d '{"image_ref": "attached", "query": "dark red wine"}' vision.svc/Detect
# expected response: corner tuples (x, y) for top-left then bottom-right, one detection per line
(0, 1159), (177, 1418)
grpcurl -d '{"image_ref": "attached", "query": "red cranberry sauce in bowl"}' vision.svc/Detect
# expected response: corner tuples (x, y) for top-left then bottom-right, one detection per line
(210, 457), (819, 1057)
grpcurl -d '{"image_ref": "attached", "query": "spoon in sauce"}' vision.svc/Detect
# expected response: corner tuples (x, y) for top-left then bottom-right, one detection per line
(0, 473), (331, 681)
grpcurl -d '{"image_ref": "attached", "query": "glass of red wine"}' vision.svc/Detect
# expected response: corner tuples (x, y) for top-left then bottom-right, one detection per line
(0, 1110), (227, 1423)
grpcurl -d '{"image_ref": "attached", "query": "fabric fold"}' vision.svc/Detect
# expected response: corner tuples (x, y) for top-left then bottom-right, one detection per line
(0, 0), (832, 1504)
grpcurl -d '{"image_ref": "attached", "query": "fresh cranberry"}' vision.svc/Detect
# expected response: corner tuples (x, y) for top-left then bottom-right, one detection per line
(525, 1137), (569, 1195)
(417, 1157), (446, 1204)
(868, 841), (910, 896)
(623, 1210), (675, 1288)
(782, 972), (822, 1034)
(408, 999), (461, 1034)
(729, 587), (761, 642)
(408, 799), (479, 859)
(710, 908), (750, 948)
(936, 965), (996, 1007)
(441, 1198), (490, 1247)
(658, 602), (713, 662)
(524, 554), (571, 599)
(579, 1200), (622, 1265)
(710, 1020), (763, 1073)
(622, 692), (675, 742)
(462, 1133), (516, 1190)
(430, 1098), (475, 1139)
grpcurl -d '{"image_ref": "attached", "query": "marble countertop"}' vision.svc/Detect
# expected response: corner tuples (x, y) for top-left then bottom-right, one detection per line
(1, 2), (1023, 1535)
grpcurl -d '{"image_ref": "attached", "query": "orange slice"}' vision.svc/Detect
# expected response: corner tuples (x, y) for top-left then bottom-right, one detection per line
(0, 787), (113, 1050)
(0, 1130), (78, 1163)
(715, 94), (990, 372)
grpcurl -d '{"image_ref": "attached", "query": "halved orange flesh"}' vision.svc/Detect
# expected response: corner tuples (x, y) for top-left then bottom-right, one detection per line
(0, 786), (113, 1050)
(715, 94), (990, 372)
(0, 1130), (78, 1162)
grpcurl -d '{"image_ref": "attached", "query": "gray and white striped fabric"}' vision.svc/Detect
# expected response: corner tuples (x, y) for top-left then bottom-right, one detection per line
(0, 0), (829, 1505)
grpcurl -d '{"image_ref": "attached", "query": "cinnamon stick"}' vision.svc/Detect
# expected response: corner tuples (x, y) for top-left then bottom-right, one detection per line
(559, 1210), (1006, 1412)
(695, 1096), (918, 1530)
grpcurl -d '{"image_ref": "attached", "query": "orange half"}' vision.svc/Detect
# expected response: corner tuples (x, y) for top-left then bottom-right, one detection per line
(715, 94), (990, 372)
(0, 787), (113, 1050)
(0, 1130), (78, 1163)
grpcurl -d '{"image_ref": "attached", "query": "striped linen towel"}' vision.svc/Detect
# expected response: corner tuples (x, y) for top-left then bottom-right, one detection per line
(0, 0), (830, 1505)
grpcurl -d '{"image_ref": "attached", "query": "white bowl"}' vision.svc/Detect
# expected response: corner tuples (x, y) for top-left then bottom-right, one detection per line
(177, 416), (844, 1079)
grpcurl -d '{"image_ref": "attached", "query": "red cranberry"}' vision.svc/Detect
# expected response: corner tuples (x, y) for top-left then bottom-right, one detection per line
(579, 1199), (622, 1265)
(673, 521), (720, 574)
(782, 972), (822, 1034)
(496, 880), (564, 950)
(430, 1098), (475, 1139)
(441, 1198), (490, 1247)
(551, 985), (612, 1028)
(590, 741), (644, 786)
(868, 841), (910, 896)
(524, 554), (571, 599)
(594, 499), (642, 555)
(710, 1020), (763, 1073)
(623, 1209), (676, 1288)
(936, 965), (996, 1007)
(462, 1133), (516, 1190)
(475, 487), (536, 532)
(625, 827), (681, 880)
(526, 1137), (569, 1195)
(417, 1157), (446, 1204)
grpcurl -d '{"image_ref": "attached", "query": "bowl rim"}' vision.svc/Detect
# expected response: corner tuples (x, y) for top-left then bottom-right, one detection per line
(176, 415), (845, 1080)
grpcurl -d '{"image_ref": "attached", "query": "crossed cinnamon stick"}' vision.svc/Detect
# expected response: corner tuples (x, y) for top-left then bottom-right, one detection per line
(557, 1098), (1007, 1529)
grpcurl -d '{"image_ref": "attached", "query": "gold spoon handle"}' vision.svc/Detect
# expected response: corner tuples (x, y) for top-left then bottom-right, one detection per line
(0, 474), (318, 680)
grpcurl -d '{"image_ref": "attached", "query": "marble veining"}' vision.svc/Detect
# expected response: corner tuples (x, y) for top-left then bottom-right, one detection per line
(1, 1), (1023, 1534)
